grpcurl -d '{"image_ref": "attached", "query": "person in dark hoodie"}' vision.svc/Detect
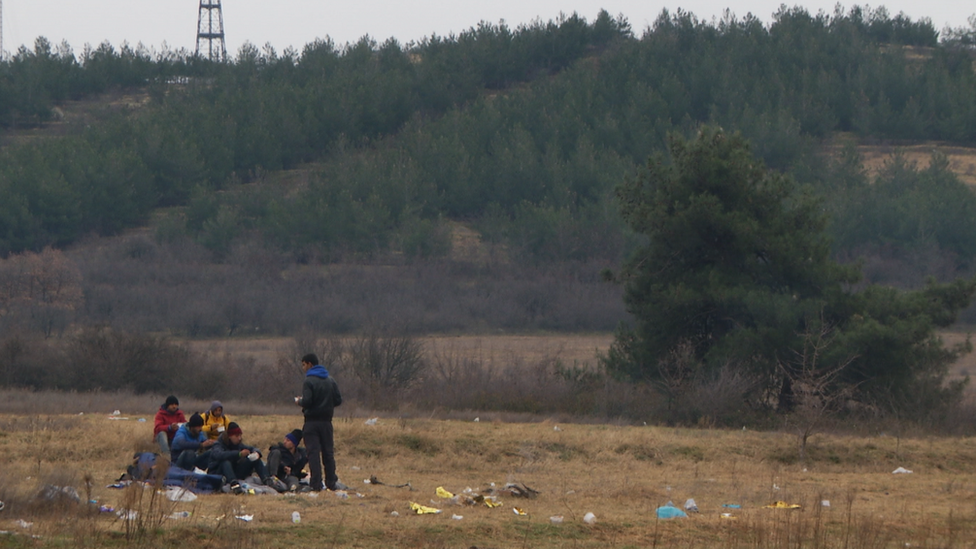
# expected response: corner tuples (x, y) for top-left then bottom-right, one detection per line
(295, 353), (345, 491)
(153, 395), (186, 456)
(267, 429), (309, 492)
(171, 413), (216, 470)
(207, 422), (275, 490)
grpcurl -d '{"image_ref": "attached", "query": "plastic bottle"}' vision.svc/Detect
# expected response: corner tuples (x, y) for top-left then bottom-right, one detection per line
(292, 511), (301, 523)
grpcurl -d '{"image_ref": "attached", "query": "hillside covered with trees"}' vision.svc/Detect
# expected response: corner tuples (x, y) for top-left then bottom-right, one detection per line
(0, 5), (975, 336)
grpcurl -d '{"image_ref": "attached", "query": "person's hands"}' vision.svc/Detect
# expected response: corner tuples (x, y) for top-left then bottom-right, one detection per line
(294, 396), (301, 404)
(283, 466), (291, 475)
(202, 439), (216, 448)
(240, 449), (251, 458)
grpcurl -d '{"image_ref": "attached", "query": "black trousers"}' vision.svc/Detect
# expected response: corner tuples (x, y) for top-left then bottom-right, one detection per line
(303, 419), (336, 490)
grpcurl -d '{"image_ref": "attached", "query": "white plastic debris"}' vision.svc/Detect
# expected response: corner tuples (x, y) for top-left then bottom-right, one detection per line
(390, 511), (400, 517)
(117, 510), (138, 520)
(292, 511), (300, 523)
(553, 425), (561, 431)
(684, 498), (699, 513)
(169, 511), (191, 519)
(166, 487), (198, 502)
(821, 500), (831, 507)
(111, 410), (121, 416)
(473, 417), (479, 422)
(892, 467), (913, 474)
(451, 514), (463, 520)
(14, 520), (32, 529)
(550, 515), (564, 524)
(365, 418), (379, 426)
(583, 512), (597, 524)
(236, 515), (254, 522)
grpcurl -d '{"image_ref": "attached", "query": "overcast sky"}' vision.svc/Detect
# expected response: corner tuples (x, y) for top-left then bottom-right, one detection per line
(3, 1), (973, 57)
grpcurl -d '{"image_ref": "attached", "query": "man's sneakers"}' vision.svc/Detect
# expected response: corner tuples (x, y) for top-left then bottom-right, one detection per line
(327, 480), (349, 491)
(229, 480), (244, 495)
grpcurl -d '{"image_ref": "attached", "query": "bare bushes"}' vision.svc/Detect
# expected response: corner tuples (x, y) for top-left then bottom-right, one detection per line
(0, 329), (225, 399)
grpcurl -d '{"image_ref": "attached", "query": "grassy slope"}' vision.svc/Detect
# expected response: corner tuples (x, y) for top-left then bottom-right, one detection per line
(0, 413), (975, 548)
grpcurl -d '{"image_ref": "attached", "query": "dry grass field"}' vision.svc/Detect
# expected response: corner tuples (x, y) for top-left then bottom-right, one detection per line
(1, 412), (975, 548)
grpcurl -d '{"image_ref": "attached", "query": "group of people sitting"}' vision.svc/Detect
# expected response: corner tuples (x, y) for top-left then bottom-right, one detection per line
(153, 395), (309, 493)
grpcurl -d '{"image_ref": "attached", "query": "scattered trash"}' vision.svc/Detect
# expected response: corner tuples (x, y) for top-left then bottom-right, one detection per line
(764, 501), (801, 509)
(350, 466), (361, 471)
(583, 512), (597, 524)
(436, 486), (455, 498)
(721, 513), (737, 520)
(550, 515), (564, 524)
(773, 484), (781, 491)
(821, 500), (831, 507)
(367, 475), (412, 489)
(892, 467), (913, 474)
(98, 505), (114, 513)
(334, 491), (349, 499)
(236, 515), (254, 522)
(722, 504), (741, 509)
(306, 492), (319, 498)
(117, 510), (138, 521)
(684, 498), (699, 513)
(410, 502), (442, 515)
(484, 497), (501, 508)
(168, 511), (191, 519)
(656, 503), (688, 519)
(166, 487), (198, 502)
(513, 507), (527, 516)
(451, 514), (463, 520)
(553, 425), (561, 431)
(365, 418), (379, 426)
(14, 520), (32, 529)
(137, 418), (146, 422)
(473, 417), (479, 422)
(292, 511), (301, 523)
(489, 482), (539, 498)
(390, 511), (400, 517)
(111, 410), (121, 416)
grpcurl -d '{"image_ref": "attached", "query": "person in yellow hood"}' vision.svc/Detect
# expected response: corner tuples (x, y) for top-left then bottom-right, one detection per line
(203, 400), (231, 441)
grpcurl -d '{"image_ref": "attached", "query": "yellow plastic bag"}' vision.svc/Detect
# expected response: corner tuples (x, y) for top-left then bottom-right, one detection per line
(410, 502), (442, 514)
(484, 497), (501, 508)
(436, 486), (455, 499)
(513, 507), (527, 516)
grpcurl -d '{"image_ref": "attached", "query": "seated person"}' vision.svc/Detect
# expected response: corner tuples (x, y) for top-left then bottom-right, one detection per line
(207, 422), (275, 489)
(202, 401), (230, 441)
(171, 413), (216, 471)
(267, 429), (309, 492)
(153, 395), (186, 456)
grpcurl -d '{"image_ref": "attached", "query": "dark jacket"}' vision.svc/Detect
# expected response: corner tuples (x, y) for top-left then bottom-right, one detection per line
(298, 365), (342, 421)
(269, 442), (309, 479)
(208, 432), (260, 471)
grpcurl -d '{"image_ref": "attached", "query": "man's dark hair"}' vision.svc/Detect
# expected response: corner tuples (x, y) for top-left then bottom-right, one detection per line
(301, 353), (319, 366)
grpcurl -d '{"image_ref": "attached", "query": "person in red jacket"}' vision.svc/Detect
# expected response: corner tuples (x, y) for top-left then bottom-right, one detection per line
(154, 395), (186, 457)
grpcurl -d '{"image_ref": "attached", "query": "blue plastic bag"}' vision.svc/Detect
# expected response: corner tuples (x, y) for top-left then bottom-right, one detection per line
(656, 505), (688, 519)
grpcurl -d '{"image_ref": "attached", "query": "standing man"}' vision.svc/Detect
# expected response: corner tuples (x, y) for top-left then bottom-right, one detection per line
(295, 353), (345, 491)
(153, 395), (186, 457)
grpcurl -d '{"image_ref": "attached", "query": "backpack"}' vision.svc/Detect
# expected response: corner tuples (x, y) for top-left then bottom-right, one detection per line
(124, 452), (158, 481)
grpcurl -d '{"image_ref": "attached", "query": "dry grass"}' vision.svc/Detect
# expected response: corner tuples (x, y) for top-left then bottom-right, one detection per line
(0, 411), (975, 548)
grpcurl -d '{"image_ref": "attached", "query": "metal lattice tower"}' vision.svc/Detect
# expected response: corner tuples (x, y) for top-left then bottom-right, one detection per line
(196, 0), (227, 61)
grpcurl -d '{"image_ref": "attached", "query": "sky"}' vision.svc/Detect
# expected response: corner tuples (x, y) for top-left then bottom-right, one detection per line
(2, 1), (973, 58)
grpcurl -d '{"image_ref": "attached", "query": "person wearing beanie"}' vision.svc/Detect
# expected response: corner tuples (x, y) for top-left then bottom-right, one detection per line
(295, 353), (345, 491)
(153, 395), (186, 456)
(202, 401), (230, 441)
(267, 429), (309, 492)
(171, 412), (217, 470)
(207, 422), (274, 490)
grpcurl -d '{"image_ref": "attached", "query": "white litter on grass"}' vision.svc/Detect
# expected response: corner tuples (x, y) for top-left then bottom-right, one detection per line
(166, 487), (197, 502)
(111, 410), (121, 416)
(117, 510), (138, 521)
(583, 512), (597, 524)
(550, 515), (564, 524)
(684, 498), (699, 513)
(553, 425), (561, 431)
(893, 467), (913, 474)
(473, 417), (479, 422)
(390, 511), (400, 517)
(451, 514), (463, 520)
(236, 515), (254, 522)
(821, 500), (831, 507)
(15, 520), (32, 529)
(365, 418), (378, 426)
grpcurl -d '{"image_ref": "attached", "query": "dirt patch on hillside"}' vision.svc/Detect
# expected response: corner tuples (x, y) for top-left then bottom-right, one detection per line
(857, 143), (976, 186)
